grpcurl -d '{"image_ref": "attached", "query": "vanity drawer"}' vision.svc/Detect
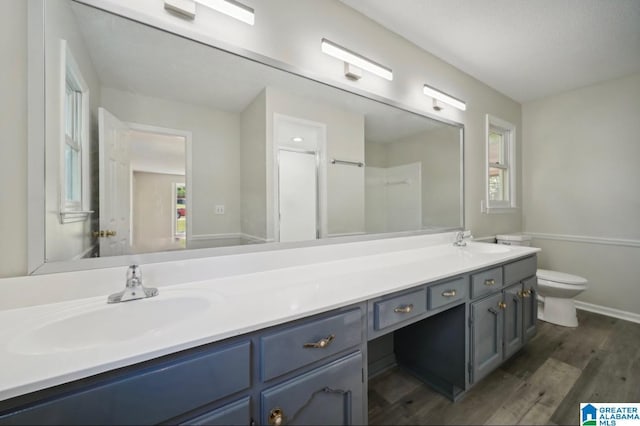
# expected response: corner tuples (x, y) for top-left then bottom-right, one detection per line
(504, 256), (537, 285)
(260, 309), (362, 382)
(428, 277), (468, 310)
(0, 341), (251, 425)
(373, 288), (427, 331)
(471, 267), (503, 298)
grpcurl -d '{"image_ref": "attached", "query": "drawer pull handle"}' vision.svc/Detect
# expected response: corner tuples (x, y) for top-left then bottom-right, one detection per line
(394, 304), (414, 314)
(484, 279), (496, 286)
(519, 289), (532, 298)
(442, 290), (457, 298)
(269, 408), (284, 426)
(303, 334), (335, 349)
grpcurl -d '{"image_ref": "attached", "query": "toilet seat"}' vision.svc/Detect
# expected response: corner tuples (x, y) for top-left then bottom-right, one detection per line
(537, 269), (587, 285)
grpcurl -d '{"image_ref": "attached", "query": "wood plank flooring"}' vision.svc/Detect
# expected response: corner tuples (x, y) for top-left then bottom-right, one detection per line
(368, 310), (640, 425)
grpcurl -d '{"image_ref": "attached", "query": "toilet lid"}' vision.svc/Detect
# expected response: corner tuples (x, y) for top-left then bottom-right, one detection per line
(537, 269), (587, 285)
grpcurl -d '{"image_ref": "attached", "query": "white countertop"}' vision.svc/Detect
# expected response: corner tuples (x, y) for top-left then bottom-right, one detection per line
(0, 240), (538, 402)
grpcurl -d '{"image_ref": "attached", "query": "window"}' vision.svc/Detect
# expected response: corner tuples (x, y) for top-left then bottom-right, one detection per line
(59, 40), (91, 223)
(173, 183), (187, 247)
(485, 114), (516, 213)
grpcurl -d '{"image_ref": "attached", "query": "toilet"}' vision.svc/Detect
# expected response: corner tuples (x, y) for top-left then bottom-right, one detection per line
(496, 234), (588, 327)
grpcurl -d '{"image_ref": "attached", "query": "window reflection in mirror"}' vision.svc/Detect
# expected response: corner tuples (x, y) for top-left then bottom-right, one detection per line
(42, 0), (463, 266)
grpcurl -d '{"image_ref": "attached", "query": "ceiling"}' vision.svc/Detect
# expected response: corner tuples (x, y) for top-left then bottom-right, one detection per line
(339, 0), (640, 103)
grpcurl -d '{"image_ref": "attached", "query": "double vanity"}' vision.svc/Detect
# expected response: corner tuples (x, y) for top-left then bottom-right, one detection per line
(0, 235), (539, 425)
(6, 1), (536, 423)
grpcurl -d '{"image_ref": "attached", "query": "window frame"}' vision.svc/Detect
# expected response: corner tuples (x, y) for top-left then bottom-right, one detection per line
(484, 114), (517, 213)
(59, 39), (92, 223)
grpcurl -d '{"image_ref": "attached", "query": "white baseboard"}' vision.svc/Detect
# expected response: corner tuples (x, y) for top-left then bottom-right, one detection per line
(575, 300), (640, 324)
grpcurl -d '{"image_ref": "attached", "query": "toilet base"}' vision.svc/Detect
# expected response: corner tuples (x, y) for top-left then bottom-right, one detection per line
(537, 296), (579, 327)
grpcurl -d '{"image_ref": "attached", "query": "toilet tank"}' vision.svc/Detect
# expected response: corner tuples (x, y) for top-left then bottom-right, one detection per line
(496, 234), (532, 246)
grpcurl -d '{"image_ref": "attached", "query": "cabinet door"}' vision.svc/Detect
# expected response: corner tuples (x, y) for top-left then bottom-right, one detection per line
(522, 277), (538, 342)
(182, 397), (250, 426)
(503, 283), (523, 359)
(261, 352), (363, 426)
(470, 293), (503, 384)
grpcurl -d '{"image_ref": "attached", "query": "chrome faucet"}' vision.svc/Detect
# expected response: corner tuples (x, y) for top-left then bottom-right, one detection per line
(108, 265), (158, 303)
(453, 230), (471, 247)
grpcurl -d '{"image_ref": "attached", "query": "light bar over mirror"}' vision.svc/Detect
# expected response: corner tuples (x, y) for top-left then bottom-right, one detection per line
(423, 84), (466, 111)
(321, 38), (393, 81)
(165, 0), (255, 25)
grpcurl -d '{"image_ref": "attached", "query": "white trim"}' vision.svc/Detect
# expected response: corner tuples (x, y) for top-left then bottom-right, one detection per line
(485, 114), (516, 212)
(575, 301), (640, 324)
(126, 122), (193, 245)
(327, 231), (367, 238)
(189, 233), (273, 243)
(526, 232), (640, 248)
(58, 39), (91, 223)
(272, 114), (327, 242)
(190, 233), (244, 241)
(71, 244), (97, 260)
(27, 1), (45, 274)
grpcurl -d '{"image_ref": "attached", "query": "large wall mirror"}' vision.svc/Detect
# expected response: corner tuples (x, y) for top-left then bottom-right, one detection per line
(29, 0), (464, 274)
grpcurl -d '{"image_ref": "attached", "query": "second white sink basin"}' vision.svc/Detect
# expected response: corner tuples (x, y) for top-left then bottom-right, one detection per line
(10, 294), (212, 355)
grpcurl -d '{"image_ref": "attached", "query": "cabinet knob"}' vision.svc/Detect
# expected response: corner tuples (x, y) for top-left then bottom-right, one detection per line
(394, 304), (414, 314)
(269, 408), (284, 426)
(484, 279), (496, 286)
(303, 334), (335, 349)
(498, 301), (507, 309)
(442, 290), (457, 298)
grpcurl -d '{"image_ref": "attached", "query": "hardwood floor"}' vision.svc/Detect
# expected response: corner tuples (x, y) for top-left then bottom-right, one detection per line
(367, 310), (640, 425)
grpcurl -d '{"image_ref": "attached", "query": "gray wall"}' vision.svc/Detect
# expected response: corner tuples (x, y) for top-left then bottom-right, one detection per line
(522, 72), (640, 316)
(0, 0), (27, 277)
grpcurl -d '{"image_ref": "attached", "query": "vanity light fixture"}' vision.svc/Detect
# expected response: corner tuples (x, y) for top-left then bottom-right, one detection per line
(165, 0), (254, 25)
(197, 0), (254, 25)
(423, 84), (466, 111)
(321, 38), (393, 81)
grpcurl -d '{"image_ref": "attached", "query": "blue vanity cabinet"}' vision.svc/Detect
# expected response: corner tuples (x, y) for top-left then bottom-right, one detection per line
(522, 276), (539, 342)
(0, 340), (252, 425)
(469, 291), (504, 384)
(261, 352), (363, 425)
(503, 282), (524, 359)
(258, 307), (366, 425)
(469, 255), (538, 385)
(181, 396), (251, 426)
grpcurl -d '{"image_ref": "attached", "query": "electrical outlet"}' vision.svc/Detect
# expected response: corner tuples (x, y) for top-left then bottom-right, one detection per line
(215, 205), (225, 215)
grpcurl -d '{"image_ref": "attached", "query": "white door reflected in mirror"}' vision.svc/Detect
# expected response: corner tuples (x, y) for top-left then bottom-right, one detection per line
(98, 108), (131, 257)
(278, 150), (318, 243)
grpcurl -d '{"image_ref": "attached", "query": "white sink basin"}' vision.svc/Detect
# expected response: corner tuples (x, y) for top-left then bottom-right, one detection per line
(461, 242), (511, 254)
(10, 294), (212, 355)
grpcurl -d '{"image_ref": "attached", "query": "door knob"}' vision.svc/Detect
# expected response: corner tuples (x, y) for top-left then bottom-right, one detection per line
(93, 230), (117, 238)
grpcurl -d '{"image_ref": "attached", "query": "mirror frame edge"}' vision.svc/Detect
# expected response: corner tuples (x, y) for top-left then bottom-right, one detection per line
(27, 0), (46, 275)
(27, 0), (465, 275)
